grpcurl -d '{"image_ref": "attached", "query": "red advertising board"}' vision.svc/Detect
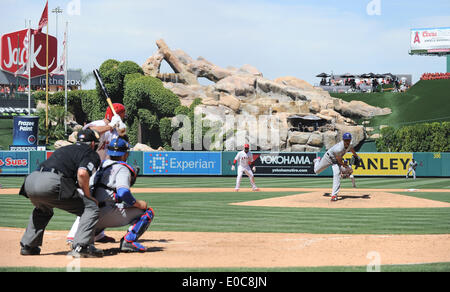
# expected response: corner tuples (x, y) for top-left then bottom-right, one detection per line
(1, 29), (57, 78)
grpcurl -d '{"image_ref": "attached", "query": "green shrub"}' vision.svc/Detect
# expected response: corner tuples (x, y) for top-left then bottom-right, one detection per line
(376, 122), (450, 152)
(123, 75), (180, 119)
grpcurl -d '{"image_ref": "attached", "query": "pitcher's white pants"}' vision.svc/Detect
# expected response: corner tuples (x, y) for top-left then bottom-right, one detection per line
(314, 156), (341, 197)
(235, 166), (257, 190)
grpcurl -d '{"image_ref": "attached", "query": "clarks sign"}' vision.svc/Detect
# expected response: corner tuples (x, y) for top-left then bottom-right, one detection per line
(1, 29), (57, 78)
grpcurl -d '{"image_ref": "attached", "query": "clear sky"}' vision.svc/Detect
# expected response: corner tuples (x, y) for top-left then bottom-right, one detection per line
(1, 0), (450, 88)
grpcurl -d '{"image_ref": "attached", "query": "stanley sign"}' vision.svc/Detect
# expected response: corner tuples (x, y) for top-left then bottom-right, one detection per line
(343, 153), (413, 176)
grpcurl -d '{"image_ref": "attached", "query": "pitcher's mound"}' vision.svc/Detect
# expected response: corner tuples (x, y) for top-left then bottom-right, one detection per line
(232, 191), (450, 208)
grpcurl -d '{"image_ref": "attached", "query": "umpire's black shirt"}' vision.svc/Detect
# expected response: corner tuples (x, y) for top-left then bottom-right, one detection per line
(39, 143), (101, 179)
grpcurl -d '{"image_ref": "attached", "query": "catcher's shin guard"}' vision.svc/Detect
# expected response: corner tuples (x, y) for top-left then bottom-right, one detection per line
(124, 207), (155, 243)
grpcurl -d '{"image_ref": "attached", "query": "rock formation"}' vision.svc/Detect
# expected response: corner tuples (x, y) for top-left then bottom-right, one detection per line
(143, 39), (391, 151)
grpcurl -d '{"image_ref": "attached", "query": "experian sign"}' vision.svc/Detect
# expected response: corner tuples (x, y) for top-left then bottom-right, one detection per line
(143, 152), (222, 175)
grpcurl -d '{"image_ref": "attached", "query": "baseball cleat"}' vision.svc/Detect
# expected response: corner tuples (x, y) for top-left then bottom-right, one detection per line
(120, 238), (146, 253)
(252, 188), (260, 192)
(330, 195), (338, 202)
(234, 189), (239, 192)
(20, 245), (41, 256)
(95, 235), (116, 243)
(69, 244), (104, 258)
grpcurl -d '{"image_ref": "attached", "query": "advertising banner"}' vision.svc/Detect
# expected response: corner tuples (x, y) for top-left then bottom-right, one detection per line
(12, 116), (39, 146)
(343, 153), (413, 176)
(0, 151), (29, 175)
(0, 29), (57, 78)
(143, 152), (222, 175)
(410, 27), (450, 53)
(253, 152), (316, 176)
(223, 152), (316, 176)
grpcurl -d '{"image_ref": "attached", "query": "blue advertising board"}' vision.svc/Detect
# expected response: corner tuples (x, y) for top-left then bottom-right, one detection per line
(143, 152), (222, 175)
(12, 116), (39, 146)
(0, 151), (29, 175)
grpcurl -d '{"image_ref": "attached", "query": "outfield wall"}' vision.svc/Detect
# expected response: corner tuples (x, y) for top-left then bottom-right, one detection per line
(0, 151), (449, 177)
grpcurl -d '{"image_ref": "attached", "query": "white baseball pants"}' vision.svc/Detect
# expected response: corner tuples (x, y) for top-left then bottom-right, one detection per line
(235, 166), (257, 190)
(314, 155), (341, 197)
(406, 168), (416, 179)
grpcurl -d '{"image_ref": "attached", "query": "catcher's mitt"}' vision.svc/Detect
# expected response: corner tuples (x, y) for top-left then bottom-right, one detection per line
(350, 155), (362, 167)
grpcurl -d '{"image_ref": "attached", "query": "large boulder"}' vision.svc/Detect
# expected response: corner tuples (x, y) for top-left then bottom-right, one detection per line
(307, 132), (323, 147)
(219, 94), (241, 112)
(215, 75), (256, 97)
(334, 124), (366, 146)
(289, 132), (311, 145)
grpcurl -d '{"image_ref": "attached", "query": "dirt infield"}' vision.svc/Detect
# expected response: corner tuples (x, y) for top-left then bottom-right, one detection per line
(232, 191), (450, 208)
(2, 187), (450, 195)
(1, 187), (449, 269)
(1, 228), (450, 269)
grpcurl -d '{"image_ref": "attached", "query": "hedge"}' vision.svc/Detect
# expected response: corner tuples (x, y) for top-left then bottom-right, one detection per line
(376, 122), (450, 152)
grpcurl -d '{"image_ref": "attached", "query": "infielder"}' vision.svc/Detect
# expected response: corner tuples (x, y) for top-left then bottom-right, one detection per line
(92, 137), (154, 252)
(406, 158), (418, 180)
(67, 103), (127, 244)
(231, 144), (259, 192)
(313, 133), (361, 201)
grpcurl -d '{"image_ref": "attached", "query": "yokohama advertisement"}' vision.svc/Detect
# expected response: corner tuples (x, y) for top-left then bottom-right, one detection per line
(410, 27), (450, 53)
(253, 153), (316, 176)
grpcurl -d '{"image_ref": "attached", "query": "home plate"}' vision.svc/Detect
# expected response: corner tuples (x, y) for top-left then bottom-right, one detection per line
(231, 191), (450, 209)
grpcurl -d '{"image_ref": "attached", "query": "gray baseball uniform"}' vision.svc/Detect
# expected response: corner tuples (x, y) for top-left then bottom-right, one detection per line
(314, 141), (353, 197)
(93, 160), (145, 232)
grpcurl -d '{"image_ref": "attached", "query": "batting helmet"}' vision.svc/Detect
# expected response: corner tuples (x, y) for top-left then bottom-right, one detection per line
(343, 132), (352, 140)
(244, 144), (250, 149)
(105, 103), (126, 121)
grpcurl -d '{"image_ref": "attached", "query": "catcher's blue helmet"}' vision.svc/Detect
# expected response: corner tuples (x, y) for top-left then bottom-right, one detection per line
(343, 132), (352, 140)
(107, 137), (130, 157)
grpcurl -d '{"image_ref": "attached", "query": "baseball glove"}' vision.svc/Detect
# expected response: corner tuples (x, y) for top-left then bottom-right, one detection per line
(350, 155), (362, 167)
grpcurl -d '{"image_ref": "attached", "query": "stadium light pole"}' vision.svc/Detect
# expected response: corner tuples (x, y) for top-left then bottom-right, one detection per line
(52, 6), (63, 41)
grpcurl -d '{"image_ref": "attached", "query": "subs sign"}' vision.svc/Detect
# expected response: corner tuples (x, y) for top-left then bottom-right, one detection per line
(253, 153), (316, 176)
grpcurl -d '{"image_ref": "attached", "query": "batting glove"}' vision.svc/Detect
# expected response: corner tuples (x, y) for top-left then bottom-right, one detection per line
(231, 165), (235, 171)
(108, 114), (122, 129)
(252, 166), (256, 172)
(118, 121), (127, 130)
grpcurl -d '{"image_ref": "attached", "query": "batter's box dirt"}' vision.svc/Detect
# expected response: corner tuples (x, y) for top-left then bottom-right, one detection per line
(231, 191), (450, 208)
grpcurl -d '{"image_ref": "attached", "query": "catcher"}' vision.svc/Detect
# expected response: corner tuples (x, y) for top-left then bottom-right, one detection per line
(92, 137), (154, 252)
(66, 137), (155, 252)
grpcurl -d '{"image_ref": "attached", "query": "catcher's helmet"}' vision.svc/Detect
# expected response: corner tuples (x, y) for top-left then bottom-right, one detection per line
(107, 137), (130, 157)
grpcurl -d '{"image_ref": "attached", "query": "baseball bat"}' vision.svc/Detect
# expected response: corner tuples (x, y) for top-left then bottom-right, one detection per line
(93, 69), (117, 116)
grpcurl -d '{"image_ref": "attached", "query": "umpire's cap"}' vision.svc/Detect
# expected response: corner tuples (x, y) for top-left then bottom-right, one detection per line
(77, 129), (100, 143)
(107, 137), (130, 157)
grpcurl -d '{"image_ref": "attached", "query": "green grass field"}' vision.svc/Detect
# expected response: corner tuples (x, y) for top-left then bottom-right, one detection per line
(0, 119), (13, 151)
(330, 79), (450, 130)
(1, 176), (449, 272)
